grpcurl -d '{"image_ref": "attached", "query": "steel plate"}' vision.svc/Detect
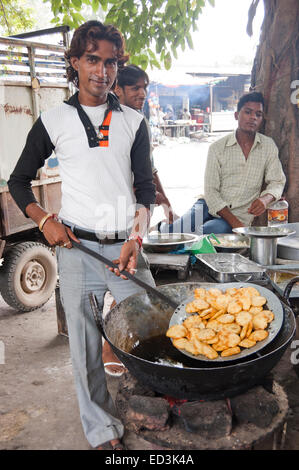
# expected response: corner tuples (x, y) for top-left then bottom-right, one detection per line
(143, 232), (199, 253)
(169, 282), (284, 362)
(233, 226), (295, 239)
(211, 233), (250, 252)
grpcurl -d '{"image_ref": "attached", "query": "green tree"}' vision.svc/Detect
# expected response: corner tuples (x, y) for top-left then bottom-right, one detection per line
(249, 0), (299, 222)
(0, 0), (35, 35)
(45, 0), (214, 70)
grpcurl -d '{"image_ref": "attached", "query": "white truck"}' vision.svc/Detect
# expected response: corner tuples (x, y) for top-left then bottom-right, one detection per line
(0, 27), (70, 312)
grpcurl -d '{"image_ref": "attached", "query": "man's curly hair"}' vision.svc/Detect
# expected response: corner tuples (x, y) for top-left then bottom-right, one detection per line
(65, 20), (129, 88)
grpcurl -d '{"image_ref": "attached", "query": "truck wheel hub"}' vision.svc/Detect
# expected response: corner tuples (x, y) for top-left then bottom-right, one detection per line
(21, 261), (46, 292)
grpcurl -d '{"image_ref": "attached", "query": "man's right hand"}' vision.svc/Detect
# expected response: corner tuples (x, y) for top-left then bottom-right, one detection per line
(42, 218), (80, 248)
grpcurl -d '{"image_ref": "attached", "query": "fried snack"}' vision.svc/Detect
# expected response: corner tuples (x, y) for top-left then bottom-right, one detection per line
(251, 296), (267, 307)
(217, 314), (235, 324)
(236, 311), (252, 326)
(194, 338), (219, 359)
(252, 313), (268, 330)
(226, 287), (238, 296)
(172, 338), (190, 350)
(209, 309), (225, 321)
(215, 294), (232, 310)
(242, 286), (260, 297)
(261, 310), (275, 323)
(220, 323), (241, 335)
(185, 301), (199, 313)
(166, 324), (187, 339)
(227, 300), (243, 314)
(240, 295), (251, 311)
(183, 315), (204, 329)
(199, 307), (215, 318)
(186, 327), (204, 341)
(206, 319), (223, 332)
(246, 320), (253, 338)
(218, 332), (240, 348)
(239, 338), (256, 348)
(240, 323), (249, 340)
(212, 342), (228, 352)
(173, 338), (198, 355)
(208, 288), (223, 297)
(192, 298), (210, 310)
(249, 306), (263, 315)
(196, 328), (216, 341)
(221, 346), (241, 357)
(249, 330), (269, 342)
(167, 285), (275, 360)
(194, 287), (206, 299)
(204, 336), (219, 344)
(183, 340), (199, 355)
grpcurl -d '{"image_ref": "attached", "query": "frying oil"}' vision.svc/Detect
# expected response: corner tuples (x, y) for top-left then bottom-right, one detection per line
(130, 335), (202, 368)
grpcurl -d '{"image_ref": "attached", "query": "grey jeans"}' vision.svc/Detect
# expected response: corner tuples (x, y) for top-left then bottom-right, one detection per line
(56, 238), (155, 448)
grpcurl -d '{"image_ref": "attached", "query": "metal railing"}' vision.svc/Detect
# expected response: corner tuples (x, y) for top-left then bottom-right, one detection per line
(0, 26), (70, 84)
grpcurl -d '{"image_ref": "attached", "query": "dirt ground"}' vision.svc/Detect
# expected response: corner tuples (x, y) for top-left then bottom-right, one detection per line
(1, 268), (299, 451)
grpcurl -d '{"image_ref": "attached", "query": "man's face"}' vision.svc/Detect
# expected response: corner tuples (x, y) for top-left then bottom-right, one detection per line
(235, 101), (264, 134)
(115, 78), (148, 111)
(70, 39), (118, 106)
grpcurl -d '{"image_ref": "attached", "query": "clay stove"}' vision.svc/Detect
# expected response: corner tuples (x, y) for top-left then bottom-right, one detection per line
(115, 372), (289, 451)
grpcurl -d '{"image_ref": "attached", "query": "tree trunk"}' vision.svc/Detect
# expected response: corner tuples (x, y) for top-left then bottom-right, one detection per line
(251, 0), (299, 222)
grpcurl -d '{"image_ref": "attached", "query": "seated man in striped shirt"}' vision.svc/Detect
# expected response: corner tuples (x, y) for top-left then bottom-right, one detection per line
(159, 92), (286, 235)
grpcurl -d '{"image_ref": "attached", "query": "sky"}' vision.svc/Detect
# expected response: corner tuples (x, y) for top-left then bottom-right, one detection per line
(172, 0), (265, 72)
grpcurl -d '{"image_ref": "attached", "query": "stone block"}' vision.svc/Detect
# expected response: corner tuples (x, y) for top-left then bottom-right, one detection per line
(173, 400), (232, 438)
(230, 386), (280, 428)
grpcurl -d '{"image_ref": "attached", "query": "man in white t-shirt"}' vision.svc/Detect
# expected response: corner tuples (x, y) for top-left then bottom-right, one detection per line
(8, 21), (156, 451)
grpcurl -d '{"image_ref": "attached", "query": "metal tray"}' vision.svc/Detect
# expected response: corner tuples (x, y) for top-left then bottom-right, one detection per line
(196, 253), (266, 283)
(169, 282), (284, 362)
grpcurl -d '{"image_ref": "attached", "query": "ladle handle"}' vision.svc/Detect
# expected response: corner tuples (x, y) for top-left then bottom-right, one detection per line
(72, 240), (178, 309)
(283, 276), (299, 307)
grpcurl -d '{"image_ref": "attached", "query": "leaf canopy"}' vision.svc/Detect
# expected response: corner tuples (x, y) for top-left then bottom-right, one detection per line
(47, 0), (210, 69)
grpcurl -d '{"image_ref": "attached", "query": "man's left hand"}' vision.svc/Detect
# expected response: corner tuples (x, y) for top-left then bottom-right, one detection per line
(108, 240), (139, 280)
(248, 197), (267, 216)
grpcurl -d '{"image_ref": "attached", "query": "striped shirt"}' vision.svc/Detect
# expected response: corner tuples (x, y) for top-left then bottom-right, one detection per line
(204, 131), (286, 226)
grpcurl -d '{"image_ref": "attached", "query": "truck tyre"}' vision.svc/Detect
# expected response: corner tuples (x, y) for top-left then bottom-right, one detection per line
(0, 242), (57, 312)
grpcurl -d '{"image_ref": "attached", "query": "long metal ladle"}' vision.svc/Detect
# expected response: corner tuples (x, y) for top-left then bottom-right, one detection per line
(71, 240), (178, 309)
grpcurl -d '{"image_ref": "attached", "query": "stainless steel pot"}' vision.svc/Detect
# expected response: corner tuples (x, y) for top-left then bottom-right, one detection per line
(233, 227), (296, 265)
(250, 236), (278, 265)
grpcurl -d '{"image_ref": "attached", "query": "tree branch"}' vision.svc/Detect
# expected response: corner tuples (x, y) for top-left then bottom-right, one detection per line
(246, 0), (260, 37)
(0, 0), (11, 34)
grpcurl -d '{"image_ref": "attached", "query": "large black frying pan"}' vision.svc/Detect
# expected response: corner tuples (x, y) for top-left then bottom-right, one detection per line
(73, 241), (284, 362)
(71, 242), (297, 399)
(89, 282), (296, 400)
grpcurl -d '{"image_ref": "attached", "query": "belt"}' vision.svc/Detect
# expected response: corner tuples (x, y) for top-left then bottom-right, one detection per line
(66, 225), (126, 244)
